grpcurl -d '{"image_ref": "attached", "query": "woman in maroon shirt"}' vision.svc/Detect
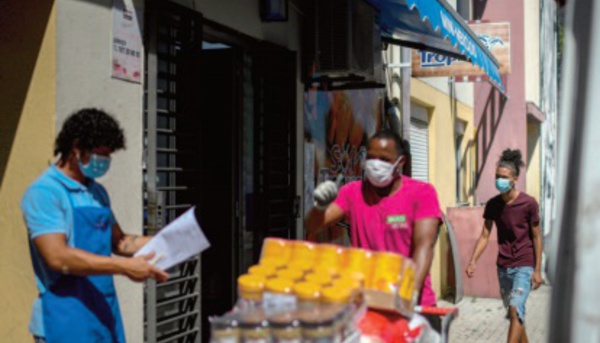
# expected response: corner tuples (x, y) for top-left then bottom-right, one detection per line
(465, 149), (543, 343)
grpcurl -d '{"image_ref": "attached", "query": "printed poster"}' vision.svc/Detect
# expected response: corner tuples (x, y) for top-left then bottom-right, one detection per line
(112, 0), (143, 83)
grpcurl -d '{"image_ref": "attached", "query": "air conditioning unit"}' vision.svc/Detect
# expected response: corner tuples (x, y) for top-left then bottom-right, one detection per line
(306, 0), (383, 83)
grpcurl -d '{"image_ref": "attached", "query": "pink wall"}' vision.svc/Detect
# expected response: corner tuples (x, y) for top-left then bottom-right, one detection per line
(474, 0), (528, 203)
(448, 206), (501, 298)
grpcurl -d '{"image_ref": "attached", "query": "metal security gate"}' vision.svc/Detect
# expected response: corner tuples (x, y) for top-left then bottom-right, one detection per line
(252, 45), (298, 258)
(144, 2), (203, 343)
(410, 116), (429, 182)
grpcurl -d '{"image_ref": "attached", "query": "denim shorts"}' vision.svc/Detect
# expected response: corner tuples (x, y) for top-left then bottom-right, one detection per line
(498, 266), (534, 323)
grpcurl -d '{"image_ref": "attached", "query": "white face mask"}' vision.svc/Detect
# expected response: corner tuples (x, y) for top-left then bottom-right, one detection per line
(364, 158), (401, 188)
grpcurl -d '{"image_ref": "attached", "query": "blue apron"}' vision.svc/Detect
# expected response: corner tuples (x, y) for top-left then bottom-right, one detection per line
(41, 184), (126, 343)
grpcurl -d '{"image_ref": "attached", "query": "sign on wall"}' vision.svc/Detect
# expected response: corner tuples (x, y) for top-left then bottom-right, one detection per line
(112, 0), (143, 83)
(411, 22), (511, 78)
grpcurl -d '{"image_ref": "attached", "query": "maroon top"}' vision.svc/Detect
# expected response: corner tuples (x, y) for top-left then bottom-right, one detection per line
(483, 192), (540, 268)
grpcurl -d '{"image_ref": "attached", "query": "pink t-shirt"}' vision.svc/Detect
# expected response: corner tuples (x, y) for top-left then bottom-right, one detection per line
(334, 177), (443, 306)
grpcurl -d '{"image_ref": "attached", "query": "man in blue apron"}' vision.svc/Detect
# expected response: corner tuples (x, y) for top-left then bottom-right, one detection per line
(21, 108), (169, 343)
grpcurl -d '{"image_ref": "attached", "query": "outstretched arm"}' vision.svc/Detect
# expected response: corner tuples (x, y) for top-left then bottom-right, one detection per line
(304, 204), (345, 236)
(304, 177), (346, 237)
(34, 233), (169, 282)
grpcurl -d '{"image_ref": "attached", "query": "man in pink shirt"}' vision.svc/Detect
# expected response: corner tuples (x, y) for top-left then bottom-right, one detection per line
(305, 130), (443, 311)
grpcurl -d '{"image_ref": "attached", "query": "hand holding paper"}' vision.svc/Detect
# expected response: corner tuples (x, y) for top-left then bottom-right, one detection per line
(135, 207), (211, 271)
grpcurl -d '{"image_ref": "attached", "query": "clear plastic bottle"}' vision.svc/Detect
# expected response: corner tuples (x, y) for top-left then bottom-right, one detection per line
(210, 315), (241, 343)
(321, 286), (352, 343)
(294, 282), (321, 311)
(264, 278), (297, 315)
(269, 312), (302, 343)
(240, 310), (271, 343)
(298, 309), (336, 343)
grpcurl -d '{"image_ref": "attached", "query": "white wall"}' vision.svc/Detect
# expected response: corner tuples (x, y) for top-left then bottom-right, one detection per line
(56, 0), (146, 341)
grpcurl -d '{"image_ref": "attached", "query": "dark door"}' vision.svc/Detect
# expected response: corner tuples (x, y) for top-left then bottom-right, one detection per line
(197, 47), (243, 342)
(252, 45), (298, 259)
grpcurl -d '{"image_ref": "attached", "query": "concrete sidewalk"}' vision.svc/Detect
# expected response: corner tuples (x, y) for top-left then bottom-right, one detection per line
(439, 285), (551, 343)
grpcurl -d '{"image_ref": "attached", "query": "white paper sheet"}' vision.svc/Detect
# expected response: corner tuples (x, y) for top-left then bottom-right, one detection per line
(135, 207), (210, 270)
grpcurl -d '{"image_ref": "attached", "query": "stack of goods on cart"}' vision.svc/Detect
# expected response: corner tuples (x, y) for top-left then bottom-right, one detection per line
(209, 238), (441, 343)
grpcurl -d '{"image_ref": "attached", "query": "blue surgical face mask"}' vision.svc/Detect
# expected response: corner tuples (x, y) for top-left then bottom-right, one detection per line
(495, 178), (512, 193)
(79, 153), (111, 179)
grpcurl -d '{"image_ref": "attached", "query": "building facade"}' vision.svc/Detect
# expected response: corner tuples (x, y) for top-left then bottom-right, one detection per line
(449, 0), (558, 298)
(1, 0), (305, 341)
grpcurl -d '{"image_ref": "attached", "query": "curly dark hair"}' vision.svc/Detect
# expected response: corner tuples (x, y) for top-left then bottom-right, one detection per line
(55, 108), (125, 159)
(498, 148), (525, 176)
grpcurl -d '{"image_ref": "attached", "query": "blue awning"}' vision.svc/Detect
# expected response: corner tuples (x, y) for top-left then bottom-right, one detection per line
(367, 0), (504, 91)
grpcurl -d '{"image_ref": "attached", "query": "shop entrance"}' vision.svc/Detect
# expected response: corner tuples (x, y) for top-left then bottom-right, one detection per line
(144, 2), (298, 342)
(196, 42), (243, 342)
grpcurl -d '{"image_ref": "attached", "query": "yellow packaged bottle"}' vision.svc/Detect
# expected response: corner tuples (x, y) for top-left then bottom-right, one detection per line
(369, 251), (403, 293)
(294, 282), (321, 310)
(276, 268), (304, 282)
(331, 277), (361, 294)
(261, 237), (292, 262)
(260, 257), (288, 270)
(311, 265), (339, 278)
(291, 240), (318, 263)
(321, 286), (352, 343)
(264, 278), (296, 313)
(236, 274), (266, 312)
(337, 271), (366, 289)
(287, 259), (314, 273)
(321, 286), (352, 305)
(398, 259), (417, 312)
(260, 238), (292, 271)
(317, 244), (344, 274)
(304, 272), (333, 288)
(248, 264), (277, 279)
(343, 248), (373, 283)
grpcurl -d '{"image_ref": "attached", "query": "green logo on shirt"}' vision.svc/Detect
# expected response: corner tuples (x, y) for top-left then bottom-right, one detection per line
(387, 215), (406, 224)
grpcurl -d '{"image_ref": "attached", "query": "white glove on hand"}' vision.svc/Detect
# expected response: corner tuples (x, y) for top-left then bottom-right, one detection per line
(313, 180), (339, 211)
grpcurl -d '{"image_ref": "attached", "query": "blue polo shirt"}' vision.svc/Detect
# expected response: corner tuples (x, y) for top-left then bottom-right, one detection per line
(21, 165), (116, 337)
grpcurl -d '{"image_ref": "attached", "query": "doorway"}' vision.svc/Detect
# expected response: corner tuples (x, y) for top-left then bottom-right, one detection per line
(144, 4), (298, 341)
(196, 42), (243, 342)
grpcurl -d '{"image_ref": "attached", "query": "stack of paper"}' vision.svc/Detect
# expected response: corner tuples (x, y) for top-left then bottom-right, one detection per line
(135, 207), (210, 270)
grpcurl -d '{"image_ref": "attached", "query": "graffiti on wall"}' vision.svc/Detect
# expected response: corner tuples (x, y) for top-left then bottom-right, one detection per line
(304, 88), (385, 242)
